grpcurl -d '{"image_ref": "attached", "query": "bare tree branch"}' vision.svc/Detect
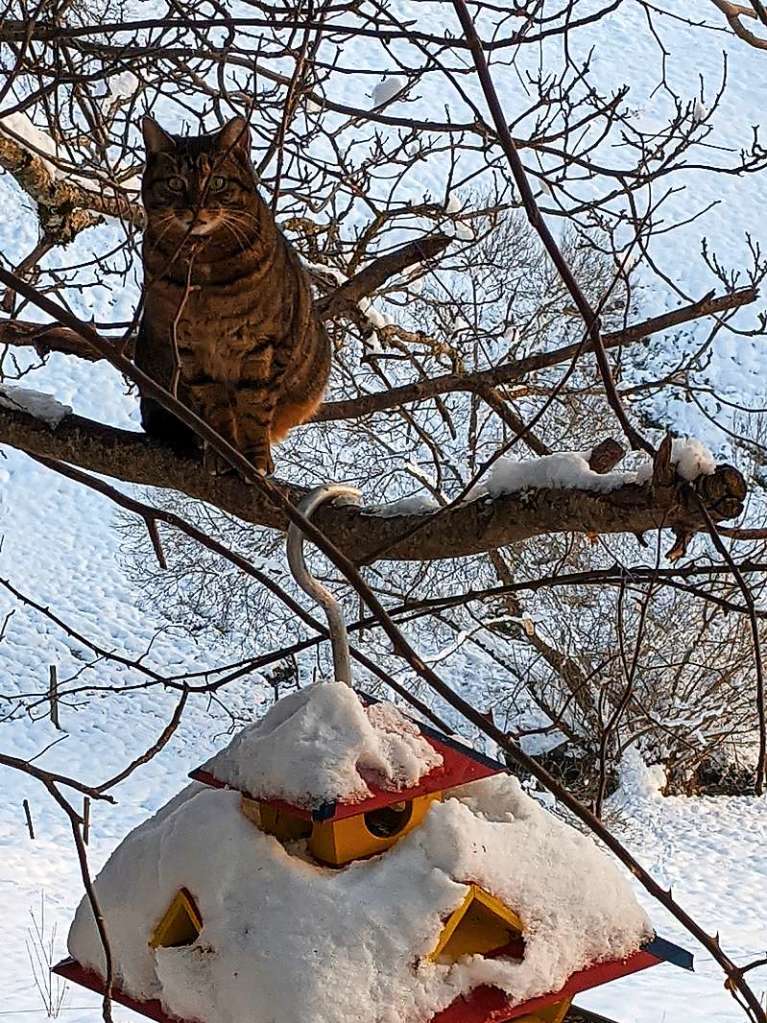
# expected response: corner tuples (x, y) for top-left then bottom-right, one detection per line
(316, 287), (758, 421)
(709, 0), (767, 47)
(315, 233), (452, 319)
(0, 231), (455, 360)
(5, 280), (738, 416)
(0, 402), (746, 561)
(0, 129), (143, 228)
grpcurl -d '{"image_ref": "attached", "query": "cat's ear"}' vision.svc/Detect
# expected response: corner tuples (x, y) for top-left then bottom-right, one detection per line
(142, 116), (175, 155)
(216, 116), (251, 156)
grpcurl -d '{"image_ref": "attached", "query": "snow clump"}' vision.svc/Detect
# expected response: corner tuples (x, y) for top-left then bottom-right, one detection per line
(635, 437), (715, 483)
(0, 111), (59, 177)
(203, 682), (444, 807)
(480, 450), (633, 498)
(476, 438), (716, 500)
(371, 76), (405, 107)
(0, 385), (72, 428)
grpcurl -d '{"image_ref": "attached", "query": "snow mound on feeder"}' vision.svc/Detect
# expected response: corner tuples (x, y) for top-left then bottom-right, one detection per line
(202, 682), (443, 806)
(67, 773), (652, 1023)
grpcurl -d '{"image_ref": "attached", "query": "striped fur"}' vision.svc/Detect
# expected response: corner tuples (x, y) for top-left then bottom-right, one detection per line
(135, 116), (330, 476)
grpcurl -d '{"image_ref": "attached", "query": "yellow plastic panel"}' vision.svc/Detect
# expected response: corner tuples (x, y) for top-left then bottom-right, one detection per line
(240, 795), (261, 827)
(430, 885), (523, 963)
(149, 889), (202, 949)
(309, 792), (442, 866)
(255, 799), (312, 841)
(517, 998), (572, 1023)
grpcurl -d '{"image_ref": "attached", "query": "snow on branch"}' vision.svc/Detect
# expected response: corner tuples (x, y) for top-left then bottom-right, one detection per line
(0, 384), (71, 428)
(0, 116), (143, 231)
(0, 400), (746, 563)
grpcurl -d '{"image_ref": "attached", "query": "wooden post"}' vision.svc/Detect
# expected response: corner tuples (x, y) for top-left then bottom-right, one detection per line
(48, 665), (61, 730)
(82, 796), (90, 845)
(22, 798), (34, 839)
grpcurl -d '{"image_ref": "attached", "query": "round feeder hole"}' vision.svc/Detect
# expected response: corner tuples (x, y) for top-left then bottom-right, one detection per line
(364, 800), (413, 838)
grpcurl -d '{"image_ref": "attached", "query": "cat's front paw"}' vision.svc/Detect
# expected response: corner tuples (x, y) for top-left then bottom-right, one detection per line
(203, 443), (234, 478)
(243, 446), (274, 478)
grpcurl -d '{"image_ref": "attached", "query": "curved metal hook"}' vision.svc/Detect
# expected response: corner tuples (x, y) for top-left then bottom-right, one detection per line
(287, 484), (361, 686)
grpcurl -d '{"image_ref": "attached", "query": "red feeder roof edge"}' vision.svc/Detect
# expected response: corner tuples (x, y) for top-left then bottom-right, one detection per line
(190, 719), (505, 823)
(53, 944), (669, 1023)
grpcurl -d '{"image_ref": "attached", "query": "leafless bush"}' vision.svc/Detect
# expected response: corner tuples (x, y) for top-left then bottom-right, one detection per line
(26, 893), (68, 1019)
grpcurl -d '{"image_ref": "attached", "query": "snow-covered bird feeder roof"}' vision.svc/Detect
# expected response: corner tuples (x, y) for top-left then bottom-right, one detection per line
(191, 683), (504, 821)
(56, 683), (694, 1023)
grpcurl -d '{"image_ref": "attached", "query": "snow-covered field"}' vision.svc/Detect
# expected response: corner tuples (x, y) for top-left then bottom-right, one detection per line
(2, 1), (767, 1021)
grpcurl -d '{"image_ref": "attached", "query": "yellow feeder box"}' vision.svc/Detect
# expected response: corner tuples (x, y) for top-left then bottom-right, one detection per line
(149, 888), (202, 949)
(309, 791), (442, 865)
(245, 791), (443, 866)
(194, 706), (509, 870)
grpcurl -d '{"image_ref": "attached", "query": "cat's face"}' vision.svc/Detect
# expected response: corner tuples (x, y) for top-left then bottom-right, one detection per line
(141, 116), (260, 239)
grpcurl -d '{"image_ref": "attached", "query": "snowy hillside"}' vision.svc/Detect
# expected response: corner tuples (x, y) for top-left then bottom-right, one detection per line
(2, 1), (767, 1022)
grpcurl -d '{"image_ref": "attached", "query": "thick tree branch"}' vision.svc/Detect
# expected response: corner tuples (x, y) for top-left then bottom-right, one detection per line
(315, 233), (452, 319)
(709, 0), (767, 47)
(0, 130), (143, 228)
(0, 403), (746, 562)
(0, 318), (117, 361)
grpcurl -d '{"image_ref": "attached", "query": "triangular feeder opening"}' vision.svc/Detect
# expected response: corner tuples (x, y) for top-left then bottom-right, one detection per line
(431, 885), (523, 964)
(149, 888), (202, 949)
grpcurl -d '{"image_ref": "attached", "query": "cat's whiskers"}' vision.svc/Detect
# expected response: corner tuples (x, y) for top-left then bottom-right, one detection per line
(229, 208), (258, 224)
(219, 223), (250, 255)
(225, 210), (257, 230)
(227, 210), (260, 234)
(219, 215), (252, 253)
(147, 213), (178, 253)
(226, 214), (261, 248)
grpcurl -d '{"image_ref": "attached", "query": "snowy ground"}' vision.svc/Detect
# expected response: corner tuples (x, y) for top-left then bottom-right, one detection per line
(2, 0), (767, 1021)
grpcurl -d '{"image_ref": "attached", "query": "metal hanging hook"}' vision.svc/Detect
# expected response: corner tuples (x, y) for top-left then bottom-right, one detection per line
(287, 484), (361, 686)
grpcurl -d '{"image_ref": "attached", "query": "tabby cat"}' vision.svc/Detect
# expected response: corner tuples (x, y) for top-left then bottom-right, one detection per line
(135, 115), (330, 476)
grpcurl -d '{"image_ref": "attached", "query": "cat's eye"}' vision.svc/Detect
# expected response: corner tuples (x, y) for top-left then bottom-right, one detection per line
(209, 175), (227, 192)
(166, 176), (185, 193)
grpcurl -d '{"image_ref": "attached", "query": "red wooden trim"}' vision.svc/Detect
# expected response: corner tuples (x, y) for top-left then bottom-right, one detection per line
(52, 959), (182, 1023)
(190, 732), (502, 822)
(189, 769), (316, 820)
(432, 950), (661, 1023)
(53, 948), (660, 1023)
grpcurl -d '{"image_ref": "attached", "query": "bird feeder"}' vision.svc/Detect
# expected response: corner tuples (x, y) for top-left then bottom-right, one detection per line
(193, 712), (502, 866)
(54, 686), (693, 1023)
(53, 486), (694, 1023)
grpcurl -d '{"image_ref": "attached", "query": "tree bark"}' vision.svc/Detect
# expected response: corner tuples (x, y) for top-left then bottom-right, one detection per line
(0, 403), (746, 563)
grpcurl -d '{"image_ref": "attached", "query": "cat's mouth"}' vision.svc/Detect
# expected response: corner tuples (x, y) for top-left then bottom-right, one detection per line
(176, 212), (221, 236)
